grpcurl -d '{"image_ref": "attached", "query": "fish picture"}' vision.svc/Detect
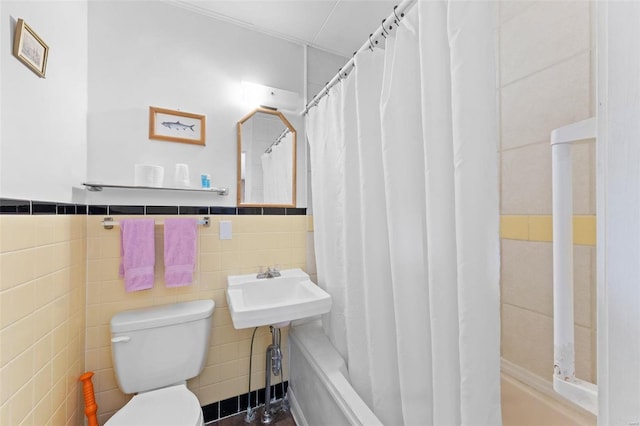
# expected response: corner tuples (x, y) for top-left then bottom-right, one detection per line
(161, 121), (195, 132)
(149, 106), (206, 146)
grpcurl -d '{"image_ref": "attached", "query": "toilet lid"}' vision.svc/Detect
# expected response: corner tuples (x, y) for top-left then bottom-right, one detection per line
(105, 384), (203, 426)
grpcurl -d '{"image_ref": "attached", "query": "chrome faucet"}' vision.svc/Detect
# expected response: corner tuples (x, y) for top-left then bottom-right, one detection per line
(256, 267), (281, 279)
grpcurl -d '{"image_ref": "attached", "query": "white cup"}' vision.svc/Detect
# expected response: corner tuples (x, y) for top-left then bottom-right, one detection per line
(151, 166), (164, 187)
(174, 163), (190, 187)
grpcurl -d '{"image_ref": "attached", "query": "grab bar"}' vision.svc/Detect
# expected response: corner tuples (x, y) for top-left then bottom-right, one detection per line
(551, 117), (597, 415)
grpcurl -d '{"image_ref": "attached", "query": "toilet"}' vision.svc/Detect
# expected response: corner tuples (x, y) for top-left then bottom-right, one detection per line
(105, 300), (215, 426)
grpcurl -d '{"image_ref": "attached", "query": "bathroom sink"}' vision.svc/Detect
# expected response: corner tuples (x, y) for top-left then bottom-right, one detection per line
(226, 268), (331, 329)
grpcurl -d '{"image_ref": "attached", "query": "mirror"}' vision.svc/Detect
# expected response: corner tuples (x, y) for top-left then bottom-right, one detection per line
(237, 107), (296, 207)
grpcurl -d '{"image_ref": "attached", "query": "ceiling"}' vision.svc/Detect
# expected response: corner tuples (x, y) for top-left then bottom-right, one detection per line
(172, 0), (398, 58)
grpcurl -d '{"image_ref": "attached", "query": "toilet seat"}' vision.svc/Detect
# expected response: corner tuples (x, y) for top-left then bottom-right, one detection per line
(105, 384), (203, 426)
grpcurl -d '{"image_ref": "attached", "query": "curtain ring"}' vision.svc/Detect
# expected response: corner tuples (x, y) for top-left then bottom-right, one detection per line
(393, 5), (402, 26)
(368, 33), (374, 51)
(337, 67), (343, 81)
(346, 52), (356, 78)
(381, 19), (388, 38)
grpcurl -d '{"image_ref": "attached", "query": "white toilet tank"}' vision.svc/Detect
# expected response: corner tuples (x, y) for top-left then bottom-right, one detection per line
(110, 300), (215, 394)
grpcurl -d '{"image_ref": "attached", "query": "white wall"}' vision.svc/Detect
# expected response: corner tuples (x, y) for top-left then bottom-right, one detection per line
(86, 1), (306, 206)
(306, 47), (347, 103)
(0, 1), (88, 203)
(305, 46), (347, 212)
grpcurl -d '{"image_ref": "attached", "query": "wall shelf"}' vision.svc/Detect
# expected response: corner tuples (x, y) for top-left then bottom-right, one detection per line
(82, 182), (229, 196)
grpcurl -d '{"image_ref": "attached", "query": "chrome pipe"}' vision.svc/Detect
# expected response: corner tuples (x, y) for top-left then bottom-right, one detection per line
(262, 327), (281, 424)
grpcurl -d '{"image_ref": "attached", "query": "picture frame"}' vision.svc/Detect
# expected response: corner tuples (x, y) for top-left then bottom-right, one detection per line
(13, 19), (49, 78)
(149, 106), (206, 146)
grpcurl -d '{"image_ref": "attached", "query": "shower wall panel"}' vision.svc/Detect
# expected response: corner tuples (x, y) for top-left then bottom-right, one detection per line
(498, 0), (596, 385)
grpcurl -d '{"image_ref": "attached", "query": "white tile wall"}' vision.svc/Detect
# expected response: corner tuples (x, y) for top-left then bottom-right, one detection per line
(501, 52), (591, 150)
(500, 1), (590, 85)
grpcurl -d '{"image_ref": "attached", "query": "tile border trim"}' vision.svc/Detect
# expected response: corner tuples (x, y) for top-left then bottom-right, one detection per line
(201, 381), (289, 423)
(0, 198), (306, 216)
(500, 214), (596, 246)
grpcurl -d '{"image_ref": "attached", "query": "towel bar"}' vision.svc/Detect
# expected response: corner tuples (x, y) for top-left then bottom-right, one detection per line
(101, 216), (210, 230)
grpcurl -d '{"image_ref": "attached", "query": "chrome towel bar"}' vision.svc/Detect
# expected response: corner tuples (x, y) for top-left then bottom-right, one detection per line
(101, 216), (210, 230)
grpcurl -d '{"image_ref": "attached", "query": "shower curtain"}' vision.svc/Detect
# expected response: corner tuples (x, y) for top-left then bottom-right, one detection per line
(306, 2), (501, 425)
(261, 132), (293, 204)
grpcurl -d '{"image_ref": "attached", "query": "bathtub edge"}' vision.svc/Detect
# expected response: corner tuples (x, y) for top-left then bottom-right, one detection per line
(289, 319), (383, 426)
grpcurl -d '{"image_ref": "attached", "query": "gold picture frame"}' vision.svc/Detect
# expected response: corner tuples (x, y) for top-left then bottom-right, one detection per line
(149, 106), (206, 146)
(13, 19), (49, 78)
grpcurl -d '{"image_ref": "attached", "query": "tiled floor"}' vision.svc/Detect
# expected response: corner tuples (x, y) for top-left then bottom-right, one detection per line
(207, 407), (295, 426)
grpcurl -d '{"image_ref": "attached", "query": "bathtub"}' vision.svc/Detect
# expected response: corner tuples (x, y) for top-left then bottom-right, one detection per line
(288, 319), (383, 426)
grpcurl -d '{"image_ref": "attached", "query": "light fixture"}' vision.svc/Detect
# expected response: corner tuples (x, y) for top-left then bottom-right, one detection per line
(241, 81), (300, 111)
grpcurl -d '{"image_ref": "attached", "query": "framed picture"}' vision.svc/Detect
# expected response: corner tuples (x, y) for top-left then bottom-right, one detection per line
(13, 19), (49, 78)
(149, 107), (206, 146)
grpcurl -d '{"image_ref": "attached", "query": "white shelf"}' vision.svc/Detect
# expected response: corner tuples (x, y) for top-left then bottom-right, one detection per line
(82, 182), (229, 196)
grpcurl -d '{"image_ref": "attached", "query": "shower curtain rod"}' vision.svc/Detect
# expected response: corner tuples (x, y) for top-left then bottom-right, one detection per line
(302, 0), (416, 115)
(265, 128), (291, 154)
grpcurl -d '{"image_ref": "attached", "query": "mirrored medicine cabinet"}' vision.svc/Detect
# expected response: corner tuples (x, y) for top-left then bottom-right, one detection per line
(237, 107), (296, 207)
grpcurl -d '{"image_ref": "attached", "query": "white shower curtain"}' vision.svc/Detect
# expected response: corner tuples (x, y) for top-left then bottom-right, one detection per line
(261, 132), (293, 204)
(306, 2), (501, 425)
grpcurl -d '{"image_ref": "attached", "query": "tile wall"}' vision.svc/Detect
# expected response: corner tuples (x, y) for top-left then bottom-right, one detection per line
(85, 213), (308, 425)
(0, 215), (87, 425)
(498, 0), (596, 384)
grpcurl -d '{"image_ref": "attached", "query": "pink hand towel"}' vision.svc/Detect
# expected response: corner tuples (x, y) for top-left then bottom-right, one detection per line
(119, 219), (155, 292)
(164, 218), (198, 287)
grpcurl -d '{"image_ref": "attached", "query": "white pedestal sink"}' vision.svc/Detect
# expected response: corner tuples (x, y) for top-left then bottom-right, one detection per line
(226, 268), (331, 329)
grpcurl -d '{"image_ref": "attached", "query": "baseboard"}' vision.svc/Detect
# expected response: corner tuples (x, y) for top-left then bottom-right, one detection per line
(500, 358), (596, 422)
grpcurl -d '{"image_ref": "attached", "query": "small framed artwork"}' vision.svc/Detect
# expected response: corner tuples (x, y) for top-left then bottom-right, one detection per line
(149, 106), (206, 146)
(13, 19), (49, 78)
